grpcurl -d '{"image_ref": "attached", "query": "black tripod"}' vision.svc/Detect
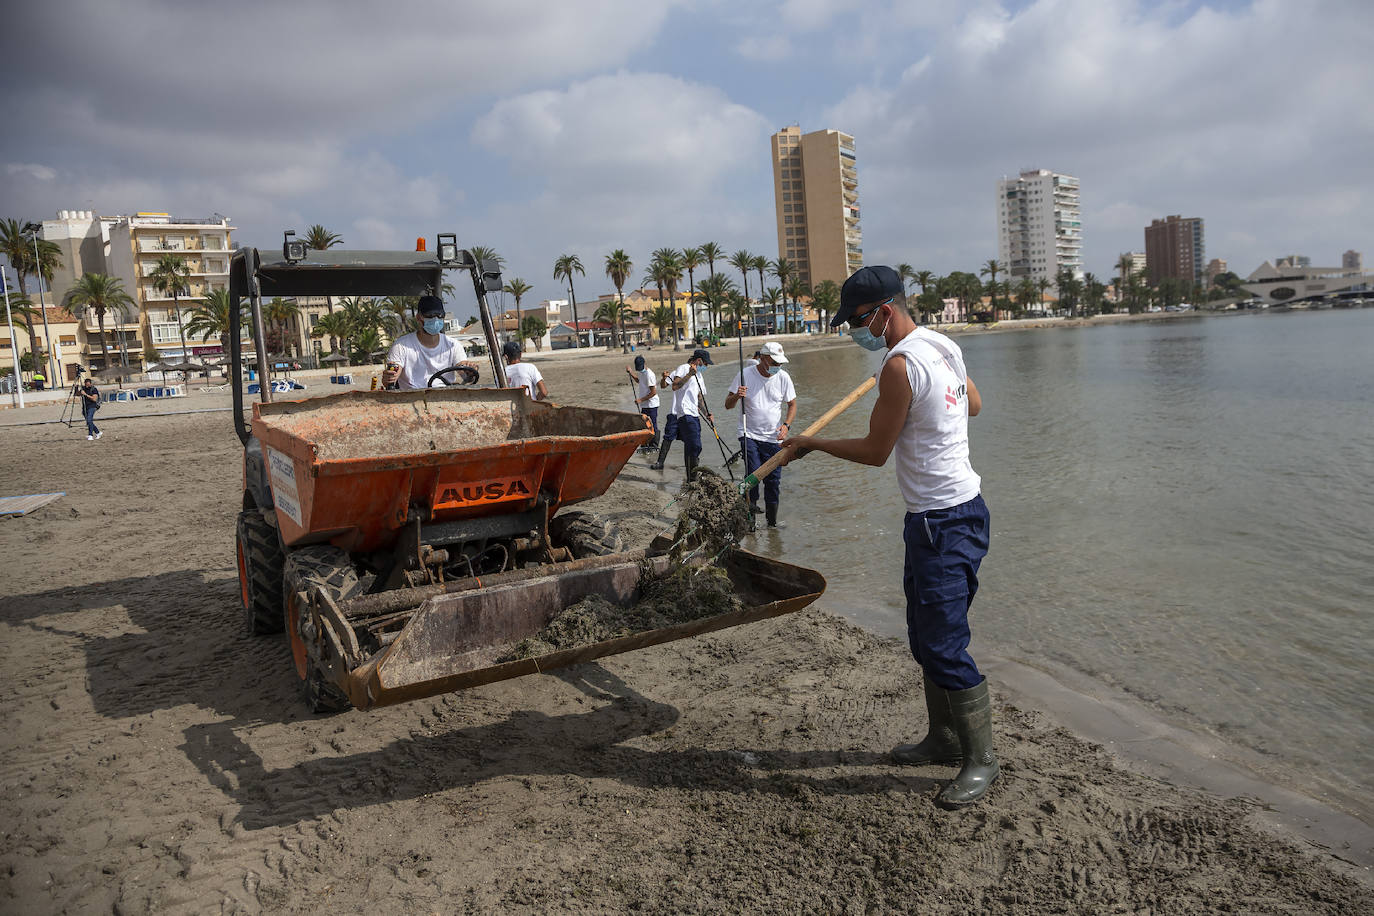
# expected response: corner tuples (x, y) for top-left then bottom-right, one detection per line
(59, 378), (83, 428)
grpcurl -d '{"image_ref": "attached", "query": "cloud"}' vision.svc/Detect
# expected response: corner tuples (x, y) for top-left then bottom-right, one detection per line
(822, 0), (1374, 275)
(6, 163), (56, 181)
(464, 71), (775, 294)
(736, 36), (793, 61)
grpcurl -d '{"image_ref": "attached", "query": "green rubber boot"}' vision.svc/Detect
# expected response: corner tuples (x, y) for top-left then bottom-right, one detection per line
(936, 678), (999, 807)
(891, 672), (961, 766)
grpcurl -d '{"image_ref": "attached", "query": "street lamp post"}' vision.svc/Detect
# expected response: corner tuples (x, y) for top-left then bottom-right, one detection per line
(23, 222), (58, 388)
(3, 269), (26, 408)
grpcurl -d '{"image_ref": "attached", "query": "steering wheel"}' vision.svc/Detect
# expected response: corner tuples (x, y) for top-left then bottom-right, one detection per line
(427, 365), (480, 388)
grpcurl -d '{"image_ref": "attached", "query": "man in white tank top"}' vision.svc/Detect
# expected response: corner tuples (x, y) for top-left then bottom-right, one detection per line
(781, 265), (997, 807)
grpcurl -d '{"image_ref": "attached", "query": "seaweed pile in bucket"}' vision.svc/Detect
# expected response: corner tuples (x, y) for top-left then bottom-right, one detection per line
(500, 471), (751, 661)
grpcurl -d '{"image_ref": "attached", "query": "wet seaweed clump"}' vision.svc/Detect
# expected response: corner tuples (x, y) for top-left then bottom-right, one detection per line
(500, 564), (743, 661)
(675, 468), (751, 557)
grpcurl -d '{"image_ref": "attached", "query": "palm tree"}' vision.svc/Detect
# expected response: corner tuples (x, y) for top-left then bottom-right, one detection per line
(695, 273), (736, 340)
(650, 248), (684, 350)
(593, 298), (626, 348)
(761, 287), (784, 335)
(681, 247), (703, 340)
(304, 225), (343, 318)
(311, 312), (350, 360)
(752, 255), (768, 326)
(380, 295), (417, 339)
(786, 276), (809, 331)
(149, 254), (193, 359)
(771, 257), (795, 331)
(1036, 277), (1052, 312)
(185, 287), (240, 350)
(897, 263), (917, 295)
(728, 250), (754, 331)
(811, 279), (840, 330)
(503, 277), (532, 347)
(648, 304), (675, 343)
(980, 259), (1003, 315)
(604, 250), (633, 353)
(64, 273), (135, 368)
(263, 297), (303, 356)
(553, 254), (585, 347)
(1, 219), (63, 362)
(699, 242), (724, 330)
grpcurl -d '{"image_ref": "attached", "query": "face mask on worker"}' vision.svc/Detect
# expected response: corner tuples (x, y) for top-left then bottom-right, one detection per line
(422, 317), (445, 335)
(760, 360), (778, 377)
(849, 305), (889, 351)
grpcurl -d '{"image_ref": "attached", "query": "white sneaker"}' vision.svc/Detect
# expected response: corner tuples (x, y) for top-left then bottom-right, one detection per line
(87, 435), (94, 440)
(95, 432), (103, 439)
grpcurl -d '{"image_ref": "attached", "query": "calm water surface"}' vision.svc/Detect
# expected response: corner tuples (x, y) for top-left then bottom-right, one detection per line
(677, 310), (1373, 816)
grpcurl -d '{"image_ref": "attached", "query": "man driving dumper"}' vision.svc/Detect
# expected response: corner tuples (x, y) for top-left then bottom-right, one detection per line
(382, 294), (480, 389)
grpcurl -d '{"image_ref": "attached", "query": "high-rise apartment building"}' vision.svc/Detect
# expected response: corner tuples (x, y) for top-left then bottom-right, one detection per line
(1144, 215), (1205, 287)
(771, 126), (862, 289)
(996, 168), (1082, 290)
(42, 209), (234, 367)
(1341, 250), (1361, 271)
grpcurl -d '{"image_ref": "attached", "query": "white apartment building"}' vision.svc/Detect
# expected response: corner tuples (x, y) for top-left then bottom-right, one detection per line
(996, 169), (1082, 290)
(42, 210), (234, 367)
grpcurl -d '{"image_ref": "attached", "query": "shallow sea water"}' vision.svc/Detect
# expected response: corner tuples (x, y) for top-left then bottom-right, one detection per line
(675, 309), (1373, 819)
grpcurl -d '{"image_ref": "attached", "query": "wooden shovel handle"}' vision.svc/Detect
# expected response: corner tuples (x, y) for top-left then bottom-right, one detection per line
(744, 375), (877, 485)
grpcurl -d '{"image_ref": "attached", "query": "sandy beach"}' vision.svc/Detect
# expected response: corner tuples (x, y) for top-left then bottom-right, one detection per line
(2, 318), (1371, 913)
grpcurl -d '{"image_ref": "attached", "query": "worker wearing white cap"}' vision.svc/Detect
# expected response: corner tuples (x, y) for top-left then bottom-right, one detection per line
(724, 340), (795, 527)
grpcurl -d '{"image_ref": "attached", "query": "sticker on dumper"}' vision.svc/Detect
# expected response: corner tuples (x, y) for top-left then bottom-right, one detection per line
(433, 475), (535, 511)
(265, 447), (303, 526)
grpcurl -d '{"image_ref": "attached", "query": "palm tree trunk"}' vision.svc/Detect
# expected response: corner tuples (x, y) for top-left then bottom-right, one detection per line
(173, 291), (189, 360)
(568, 280), (581, 348)
(668, 284), (681, 351)
(95, 309), (111, 367)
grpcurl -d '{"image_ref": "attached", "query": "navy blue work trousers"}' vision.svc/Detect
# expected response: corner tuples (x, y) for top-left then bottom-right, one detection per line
(676, 416), (702, 460)
(662, 413), (678, 444)
(640, 405), (659, 440)
(902, 493), (990, 691)
(740, 436), (782, 505)
(83, 404), (101, 437)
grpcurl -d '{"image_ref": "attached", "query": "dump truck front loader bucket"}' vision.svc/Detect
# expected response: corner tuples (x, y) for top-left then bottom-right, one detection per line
(308, 548), (825, 710)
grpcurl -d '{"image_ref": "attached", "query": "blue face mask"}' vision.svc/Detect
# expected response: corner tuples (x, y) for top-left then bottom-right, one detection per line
(422, 317), (445, 335)
(848, 306), (889, 351)
(760, 362), (778, 377)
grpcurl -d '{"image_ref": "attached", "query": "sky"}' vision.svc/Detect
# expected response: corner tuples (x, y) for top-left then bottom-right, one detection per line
(3, 0), (1371, 310)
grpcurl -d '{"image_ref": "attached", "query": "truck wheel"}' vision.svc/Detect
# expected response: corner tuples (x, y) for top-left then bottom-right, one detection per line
(284, 546), (363, 714)
(550, 510), (625, 558)
(236, 510), (285, 635)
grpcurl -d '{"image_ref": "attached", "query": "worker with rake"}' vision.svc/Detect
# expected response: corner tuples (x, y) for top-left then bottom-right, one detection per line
(781, 265), (996, 807)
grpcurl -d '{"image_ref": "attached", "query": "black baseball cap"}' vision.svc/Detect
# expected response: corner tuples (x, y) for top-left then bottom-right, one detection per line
(501, 340), (521, 361)
(633, 355), (646, 370)
(833, 265), (903, 327)
(417, 294), (445, 316)
(691, 348), (714, 365)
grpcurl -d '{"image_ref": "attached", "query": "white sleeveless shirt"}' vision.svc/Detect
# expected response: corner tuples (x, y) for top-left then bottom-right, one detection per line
(882, 328), (981, 512)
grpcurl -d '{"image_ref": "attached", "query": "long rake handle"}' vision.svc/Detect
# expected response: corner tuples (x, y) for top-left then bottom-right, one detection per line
(740, 375), (877, 490)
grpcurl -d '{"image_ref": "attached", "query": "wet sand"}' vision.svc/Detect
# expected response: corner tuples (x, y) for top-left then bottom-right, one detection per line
(1, 333), (1371, 913)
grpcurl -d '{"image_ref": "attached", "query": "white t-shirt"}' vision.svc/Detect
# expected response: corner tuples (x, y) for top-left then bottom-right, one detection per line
(505, 361), (544, 400)
(883, 328), (981, 513)
(634, 368), (659, 409)
(728, 364), (796, 441)
(668, 363), (708, 418)
(386, 332), (468, 390)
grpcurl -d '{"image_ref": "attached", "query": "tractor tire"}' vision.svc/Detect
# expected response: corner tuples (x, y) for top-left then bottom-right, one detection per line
(549, 510), (625, 559)
(284, 546), (364, 714)
(236, 509), (285, 636)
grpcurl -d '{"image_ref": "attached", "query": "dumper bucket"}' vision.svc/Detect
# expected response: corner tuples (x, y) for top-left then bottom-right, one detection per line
(308, 547), (825, 710)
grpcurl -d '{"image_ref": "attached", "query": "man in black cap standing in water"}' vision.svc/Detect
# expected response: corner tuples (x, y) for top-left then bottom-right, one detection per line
(652, 348), (715, 478)
(781, 265), (995, 807)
